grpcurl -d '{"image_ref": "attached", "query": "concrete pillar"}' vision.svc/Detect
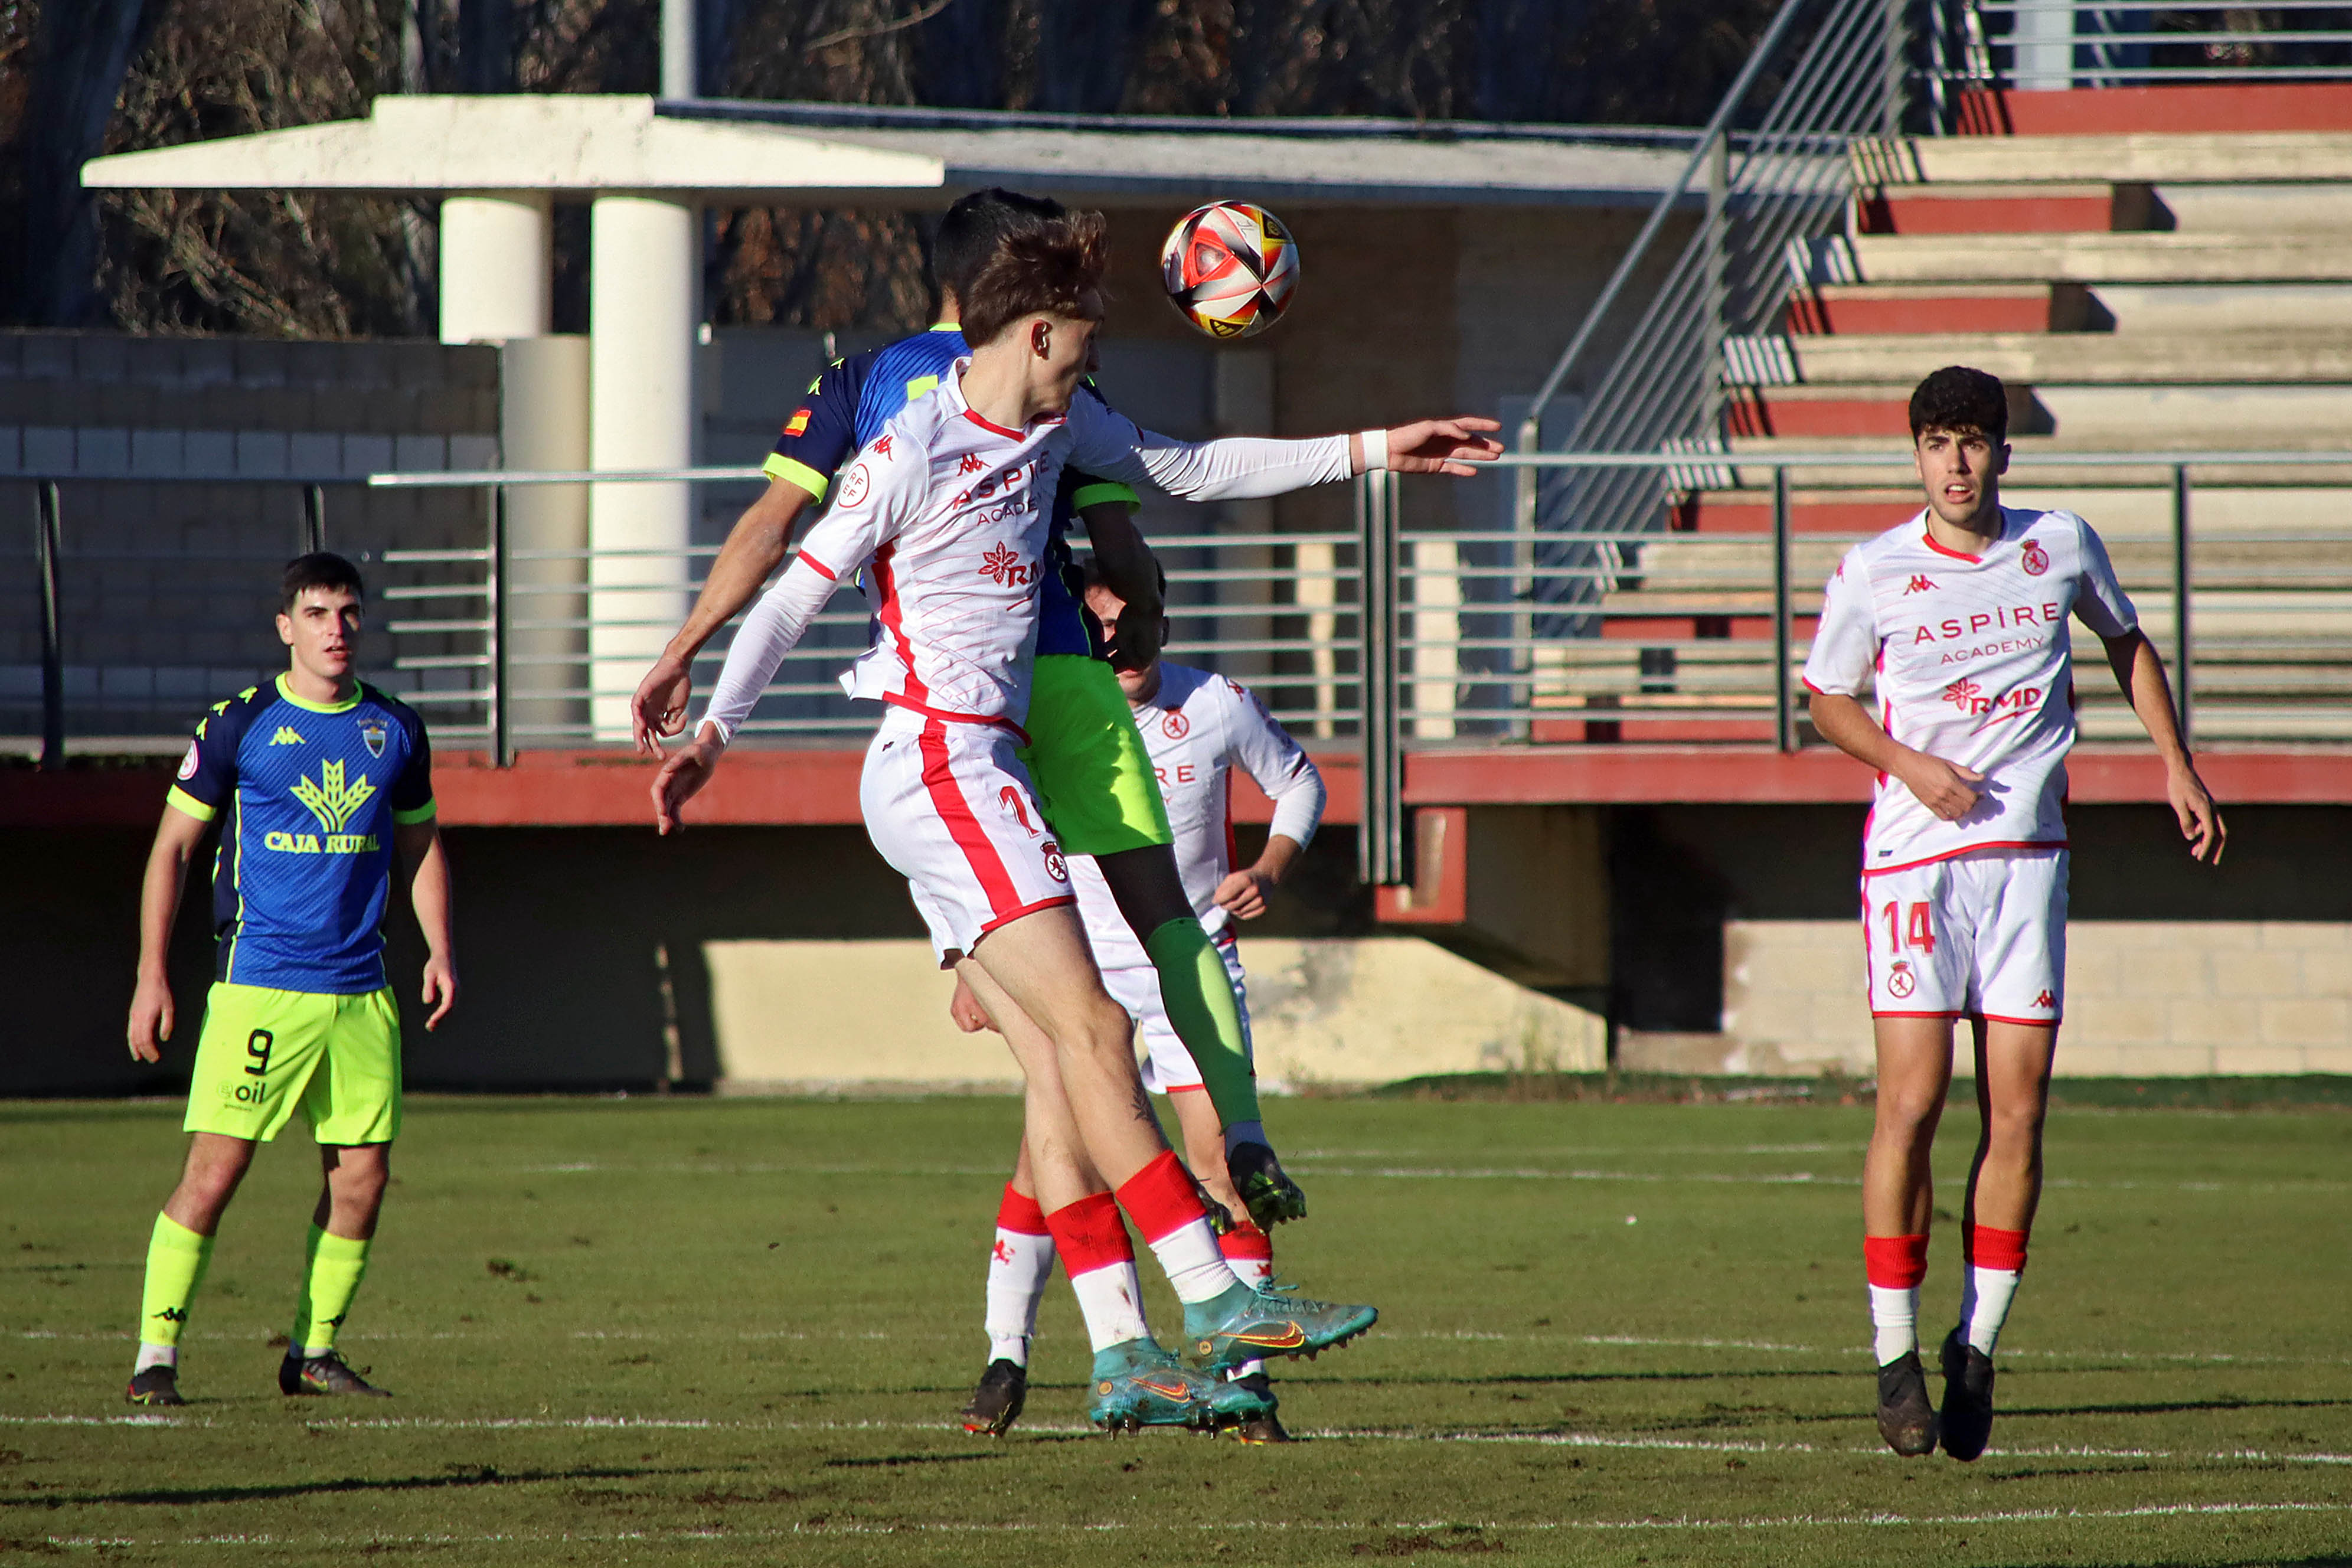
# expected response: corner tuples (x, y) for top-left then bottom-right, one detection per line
(1409, 537), (1460, 740)
(587, 192), (698, 739)
(439, 192), (553, 345)
(499, 335), (592, 743)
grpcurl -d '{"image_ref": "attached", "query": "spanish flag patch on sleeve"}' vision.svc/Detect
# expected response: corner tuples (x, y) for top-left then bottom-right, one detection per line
(782, 407), (811, 437)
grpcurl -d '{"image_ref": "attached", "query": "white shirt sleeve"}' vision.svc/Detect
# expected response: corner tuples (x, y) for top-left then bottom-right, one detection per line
(700, 440), (921, 742)
(1063, 392), (1353, 502)
(1801, 546), (1880, 698)
(2069, 514), (2139, 638)
(1219, 677), (1325, 850)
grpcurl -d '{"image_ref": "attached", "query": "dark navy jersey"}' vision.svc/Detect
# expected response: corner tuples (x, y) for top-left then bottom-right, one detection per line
(168, 675), (436, 994)
(765, 325), (1133, 659)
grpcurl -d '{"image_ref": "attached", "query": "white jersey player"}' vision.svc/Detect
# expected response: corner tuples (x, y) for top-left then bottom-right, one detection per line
(653, 208), (1502, 1438)
(1804, 367), (2222, 1465)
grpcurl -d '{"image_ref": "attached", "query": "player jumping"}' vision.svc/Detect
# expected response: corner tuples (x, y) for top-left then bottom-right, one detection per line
(1803, 367), (2223, 1459)
(651, 210), (1499, 1430)
(123, 553), (455, 1406)
(632, 188), (1306, 1230)
(954, 563), (1326, 1440)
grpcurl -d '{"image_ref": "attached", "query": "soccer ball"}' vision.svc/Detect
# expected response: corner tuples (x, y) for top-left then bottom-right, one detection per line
(1159, 201), (1298, 340)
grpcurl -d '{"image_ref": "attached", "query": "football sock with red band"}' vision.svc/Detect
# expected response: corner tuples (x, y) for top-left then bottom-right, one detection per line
(1043, 1193), (1149, 1353)
(1217, 1221), (1276, 1378)
(1864, 1233), (1930, 1367)
(985, 1184), (1056, 1367)
(1961, 1224), (2028, 1355)
(1115, 1151), (1241, 1305)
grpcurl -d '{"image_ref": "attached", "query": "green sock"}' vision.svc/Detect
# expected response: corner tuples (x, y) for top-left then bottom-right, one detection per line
(290, 1226), (371, 1357)
(1142, 917), (1263, 1131)
(138, 1213), (213, 1354)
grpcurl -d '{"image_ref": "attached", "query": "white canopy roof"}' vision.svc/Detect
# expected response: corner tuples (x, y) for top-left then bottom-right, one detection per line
(83, 94), (1693, 209)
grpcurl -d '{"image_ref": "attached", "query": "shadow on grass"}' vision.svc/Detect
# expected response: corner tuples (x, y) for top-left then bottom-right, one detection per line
(1788, 1393), (2350, 1425)
(2, 1462), (709, 1510)
(821, 1451), (1004, 1469)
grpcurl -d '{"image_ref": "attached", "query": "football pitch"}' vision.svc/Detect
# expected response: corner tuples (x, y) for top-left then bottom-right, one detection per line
(4, 1093), (2347, 1566)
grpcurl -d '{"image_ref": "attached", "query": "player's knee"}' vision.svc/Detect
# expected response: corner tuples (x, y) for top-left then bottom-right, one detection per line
(1875, 1082), (1943, 1138)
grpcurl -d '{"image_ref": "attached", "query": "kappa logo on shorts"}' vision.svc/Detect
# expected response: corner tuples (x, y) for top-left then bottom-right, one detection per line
(998, 786), (1040, 837)
(1042, 840), (1069, 884)
(1886, 960), (1917, 999)
(2033, 989), (2055, 1009)
(1162, 710), (1190, 740)
(2020, 538), (2050, 576)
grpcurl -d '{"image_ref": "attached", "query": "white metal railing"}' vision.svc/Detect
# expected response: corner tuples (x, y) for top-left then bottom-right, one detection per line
(1926, 0), (2352, 94)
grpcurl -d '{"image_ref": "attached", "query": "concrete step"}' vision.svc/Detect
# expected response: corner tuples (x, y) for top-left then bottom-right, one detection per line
(1721, 435), (2352, 483)
(1855, 182), (2155, 236)
(2157, 184), (2352, 236)
(1726, 383), (2044, 440)
(1857, 131), (2352, 187)
(1773, 331), (2352, 388)
(1680, 485), (2352, 540)
(1727, 382), (2352, 447)
(1788, 283), (2093, 336)
(2089, 283), (2352, 334)
(1847, 231), (2352, 285)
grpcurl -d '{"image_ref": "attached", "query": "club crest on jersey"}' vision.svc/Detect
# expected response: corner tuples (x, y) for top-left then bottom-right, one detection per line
(177, 742), (200, 780)
(359, 716), (387, 759)
(1041, 840), (1069, 884)
(998, 785), (1040, 837)
(2020, 538), (2050, 576)
(1886, 961), (1916, 999)
(1162, 710), (1190, 740)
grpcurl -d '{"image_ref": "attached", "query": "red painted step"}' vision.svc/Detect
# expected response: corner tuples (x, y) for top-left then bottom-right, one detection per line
(1855, 185), (2144, 236)
(1957, 82), (2352, 136)
(1728, 391), (1914, 439)
(1532, 717), (1779, 744)
(1600, 614), (1822, 641)
(1786, 284), (2095, 336)
(1673, 494), (1919, 534)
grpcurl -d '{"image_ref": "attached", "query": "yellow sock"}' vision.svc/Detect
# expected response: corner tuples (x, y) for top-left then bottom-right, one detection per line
(138, 1213), (213, 1359)
(290, 1226), (371, 1356)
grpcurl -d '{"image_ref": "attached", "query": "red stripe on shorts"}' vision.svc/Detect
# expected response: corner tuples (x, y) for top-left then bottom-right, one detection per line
(918, 718), (1023, 919)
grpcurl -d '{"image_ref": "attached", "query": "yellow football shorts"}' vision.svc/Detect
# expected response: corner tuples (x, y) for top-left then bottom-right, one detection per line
(1020, 654), (1174, 857)
(182, 982), (402, 1146)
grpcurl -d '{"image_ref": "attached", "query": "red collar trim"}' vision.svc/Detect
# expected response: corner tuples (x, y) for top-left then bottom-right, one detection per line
(961, 405), (1025, 440)
(1919, 527), (1984, 563)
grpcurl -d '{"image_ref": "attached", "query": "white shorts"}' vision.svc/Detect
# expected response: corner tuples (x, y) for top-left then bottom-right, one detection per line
(1861, 847), (2067, 1025)
(861, 708), (1076, 963)
(1103, 937), (1251, 1094)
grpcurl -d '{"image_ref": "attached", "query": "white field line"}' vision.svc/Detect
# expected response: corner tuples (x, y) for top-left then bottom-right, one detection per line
(9, 1411), (2347, 1468)
(36, 1500), (2352, 1551)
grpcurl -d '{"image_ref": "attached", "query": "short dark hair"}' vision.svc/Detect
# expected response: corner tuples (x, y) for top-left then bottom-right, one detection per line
(933, 188), (1067, 303)
(959, 211), (1109, 348)
(1909, 365), (2009, 444)
(282, 551), (365, 615)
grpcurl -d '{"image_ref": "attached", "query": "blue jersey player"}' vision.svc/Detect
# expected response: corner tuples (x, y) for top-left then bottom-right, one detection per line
(123, 552), (456, 1406)
(632, 190), (1311, 1241)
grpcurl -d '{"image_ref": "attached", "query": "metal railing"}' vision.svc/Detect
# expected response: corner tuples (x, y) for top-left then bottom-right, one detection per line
(1925, 0), (2352, 96)
(1514, 0), (1896, 631)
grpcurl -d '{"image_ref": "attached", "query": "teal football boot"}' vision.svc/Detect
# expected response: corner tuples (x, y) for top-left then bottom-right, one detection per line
(1087, 1338), (1275, 1434)
(1182, 1280), (1377, 1374)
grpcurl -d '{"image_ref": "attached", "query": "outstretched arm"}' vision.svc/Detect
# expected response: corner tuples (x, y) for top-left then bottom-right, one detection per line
(1067, 403), (1502, 503)
(634, 476), (816, 756)
(128, 807), (209, 1063)
(2101, 628), (2224, 863)
(395, 820), (457, 1030)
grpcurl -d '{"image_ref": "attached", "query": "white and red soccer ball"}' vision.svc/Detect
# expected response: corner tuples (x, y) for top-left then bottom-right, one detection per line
(1159, 201), (1298, 340)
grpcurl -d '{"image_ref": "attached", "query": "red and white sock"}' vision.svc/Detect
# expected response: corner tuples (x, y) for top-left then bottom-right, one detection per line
(1043, 1193), (1151, 1353)
(984, 1185), (1056, 1367)
(1960, 1224), (2028, 1355)
(1115, 1151), (1243, 1305)
(1219, 1221), (1275, 1378)
(1864, 1233), (1930, 1367)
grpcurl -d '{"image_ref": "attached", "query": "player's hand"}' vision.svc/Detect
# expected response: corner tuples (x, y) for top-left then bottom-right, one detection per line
(1896, 751), (1984, 822)
(1381, 417), (1505, 478)
(1110, 600), (1162, 672)
(128, 972), (173, 1063)
(419, 950), (458, 1031)
(2169, 763), (2226, 865)
(949, 975), (998, 1034)
(633, 654), (694, 758)
(652, 733), (725, 835)
(1213, 868), (1276, 922)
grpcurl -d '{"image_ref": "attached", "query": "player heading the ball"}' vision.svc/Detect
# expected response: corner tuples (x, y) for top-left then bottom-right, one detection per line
(652, 208), (1498, 1433)
(1804, 366), (2222, 1462)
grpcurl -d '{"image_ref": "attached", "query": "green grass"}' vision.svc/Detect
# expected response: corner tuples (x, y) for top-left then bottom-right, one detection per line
(4, 1095), (2348, 1566)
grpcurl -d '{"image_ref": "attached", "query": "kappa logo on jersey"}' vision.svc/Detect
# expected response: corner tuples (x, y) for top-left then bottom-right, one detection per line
(1041, 840), (1069, 884)
(178, 742), (201, 780)
(2033, 989), (2055, 1009)
(782, 407), (811, 437)
(2020, 538), (2050, 576)
(269, 725), (305, 746)
(359, 716), (387, 759)
(839, 463), (872, 508)
(1905, 574), (1936, 594)
(1886, 960), (1917, 999)
(1162, 710), (1191, 740)
(998, 785), (1040, 837)
(958, 452), (986, 475)
(978, 543), (1037, 588)
(873, 434), (893, 458)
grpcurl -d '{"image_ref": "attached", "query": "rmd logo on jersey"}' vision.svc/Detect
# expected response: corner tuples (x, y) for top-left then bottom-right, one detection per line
(1942, 677), (2043, 723)
(978, 543), (1038, 589)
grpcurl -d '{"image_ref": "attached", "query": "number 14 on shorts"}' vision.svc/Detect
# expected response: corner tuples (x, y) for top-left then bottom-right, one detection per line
(1881, 901), (1936, 954)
